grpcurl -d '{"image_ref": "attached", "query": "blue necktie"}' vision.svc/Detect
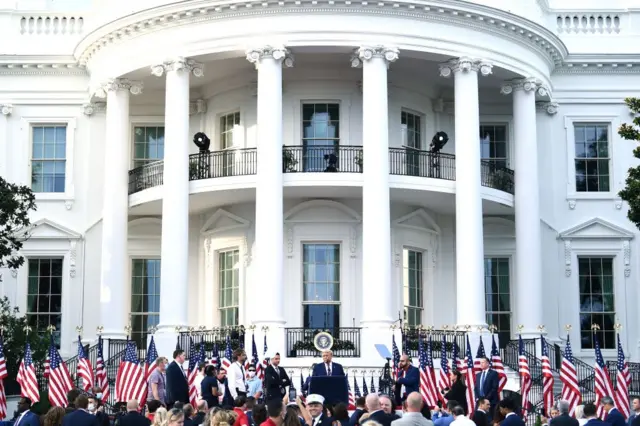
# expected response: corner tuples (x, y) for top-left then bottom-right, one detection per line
(480, 371), (486, 395)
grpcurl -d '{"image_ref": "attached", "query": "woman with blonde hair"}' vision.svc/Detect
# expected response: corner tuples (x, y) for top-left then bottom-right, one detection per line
(153, 407), (169, 426)
(43, 406), (66, 426)
(167, 408), (185, 426)
(575, 405), (588, 426)
(211, 409), (236, 426)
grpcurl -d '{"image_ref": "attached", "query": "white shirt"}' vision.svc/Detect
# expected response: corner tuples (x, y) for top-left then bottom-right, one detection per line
(451, 415), (476, 426)
(325, 362), (333, 375)
(194, 372), (204, 399)
(15, 410), (31, 426)
(227, 361), (247, 398)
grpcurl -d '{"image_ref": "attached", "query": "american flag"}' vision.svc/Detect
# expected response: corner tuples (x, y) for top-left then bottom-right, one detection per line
(614, 334), (631, 419)
(391, 333), (401, 380)
(463, 336), (476, 415)
(490, 334), (507, 397)
(560, 335), (581, 415)
(43, 335), (52, 378)
(0, 335), (8, 420)
(115, 340), (145, 402)
(354, 375), (361, 397)
(251, 333), (262, 379)
(95, 336), (109, 401)
(47, 341), (73, 407)
(438, 334), (451, 394)
(221, 335), (232, 370)
(300, 371), (305, 396)
(362, 376), (368, 396)
(518, 336), (532, 421)
(540, 334), (554, 417)
(16, 343), (39, 402)
(593, 333), (615, 419)
(188, 338), (204, 407)
(347, 374), (355, 409)
(474, 338), (487, 374)
(418, 334), (439, 408)
(76, 336), (94, 392)
(370, 375), (376, 393)
(452, 340), (463, 373)
(261, 334), (269, 380)
(211, 342), (220, 368)
(138, 336), (159, 406)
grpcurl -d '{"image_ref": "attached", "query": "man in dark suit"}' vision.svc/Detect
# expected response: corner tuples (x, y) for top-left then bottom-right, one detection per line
(13, 397), (40, 426)
(117, 400), (151, 426)
(312, 350), (345, 376)
(602, 396), (626, 426)
(629, 398), (640, 426)
(62, 395), (100, 426)
(166, 349), (189, 408)
(498, 398), (525, 426)
(584, 403), (609, 426)
(395, 354), (420, 405)
(193, 400), (208, 426)
(473, 398), (491, 426)
(362, 393), (394, 426)
(264, 352), (292, 401)
(550, 400), (579, 426)
(349, 397), (367, 426)
(474, 357), (499, 416)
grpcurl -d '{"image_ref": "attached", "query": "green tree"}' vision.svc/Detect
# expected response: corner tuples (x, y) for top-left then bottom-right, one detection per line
(619, 98), (640, 229)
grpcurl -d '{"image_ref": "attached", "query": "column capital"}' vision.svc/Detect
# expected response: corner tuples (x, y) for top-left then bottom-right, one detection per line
(536, 101), (559, 115)
(151, 57), (204, 78)
(1, 104), (13, 116)
(93, 78), (143, 98)
(500, 77), (549, 96)
(246, 46), (294, 68)
(439, 57), (492, 77)
(350, 46), (399, 68)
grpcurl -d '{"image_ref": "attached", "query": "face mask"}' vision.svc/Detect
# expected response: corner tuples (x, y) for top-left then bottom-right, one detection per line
(88, 404), (96, 412)
(96, 393), (103, 400)
(248, 372), (256, 378)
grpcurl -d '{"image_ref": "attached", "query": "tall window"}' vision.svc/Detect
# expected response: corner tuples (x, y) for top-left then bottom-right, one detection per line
(302, 103), (340, 171)
(403, 249), (423, 326)
(220, 112), (241, 149)
(133, 126), (165, 168)
(401, 111), (421, 149)
(219, 250), (240, 326)
(131, 259), (161, 348)
(485, 257), (511, 345)
(574, 124), (610, 192)
(31, 125), (66, 193)
(302, 244), (340, 329)
(579, 257), (615, 349)
(480, 125), (508, 168)
(27, 258), (63, 347)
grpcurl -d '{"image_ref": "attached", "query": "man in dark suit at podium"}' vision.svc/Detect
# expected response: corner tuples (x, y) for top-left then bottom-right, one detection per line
(312, 350), (345, 376)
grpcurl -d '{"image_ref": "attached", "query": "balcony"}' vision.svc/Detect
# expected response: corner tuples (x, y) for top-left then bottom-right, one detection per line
(127, 146), (514, 195)
(285, 327), (361, 358)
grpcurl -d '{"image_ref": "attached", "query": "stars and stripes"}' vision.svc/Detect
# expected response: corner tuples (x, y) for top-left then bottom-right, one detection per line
(474, 338), (487, 374)
(43, 335), (52, 378)
(76, 336), (94, 392)
(438, 334), (451, 394)
(95, 336), (109, 401)
(391, 334), (401, 380)
(518, 335), (532, 422)
(115, 340), (145, 403)
(47, 340), (73, 407)
(560, 335), (581, 415)
(16, 343), (40, 402)
(211, 342), (221, 368)
(490, 334), (506, 399)
(418, 334), (439, 408)
(300, 371), (305, 396)
(452, 339), (463, 373)
(593, 333), (615, 419)
(347, 374), (355, 410)
(0, 335), (8, 420)
(614, 334), (631, 419)
(251, 333), (264, 379)
(540, 334), (554, 417)
(370, 375), (376, 394)
(463, 336), (476, 416)
(261, 334), (269, 379)
(188, 338), (204, 408)
(221, 335), (232, 370)
(138, 336), (159, 406)
(362, 376), (368, 396)
(354, 375), (361, 397)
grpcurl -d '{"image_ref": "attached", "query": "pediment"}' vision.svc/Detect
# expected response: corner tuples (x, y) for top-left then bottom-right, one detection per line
(201, 209), (250, 234)
(17, 218), (81, 239)
(284, 200), (361, 223)
(559, 217), (635, 240)
(392, 208), (440, 234)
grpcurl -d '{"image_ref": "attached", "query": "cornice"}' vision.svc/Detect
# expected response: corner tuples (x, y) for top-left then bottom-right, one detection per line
(73, 0), (567, 69)
(553, 63), (640, 75)
(0, 62), (86, 76)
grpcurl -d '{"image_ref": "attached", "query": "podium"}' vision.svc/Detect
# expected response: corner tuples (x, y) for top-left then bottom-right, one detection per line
(308, 376), (349, 406)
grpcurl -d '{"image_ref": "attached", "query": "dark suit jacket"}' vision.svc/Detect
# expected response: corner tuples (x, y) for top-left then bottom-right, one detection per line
(118, 411), (152, 426)
(184, 418), (195, 426)
(264, 364), (291, 401)
(349, 409), (365, 426)
(606, 409), (626, 426)
(550, 414), (580, 426)
(474, 369), (499, 405)
(473, 410), (490, 426)
(586, 419), (610, 426)
(363, 410), (394, 426)
(312, 414), (334, 426)
(62, 410), (100, 426)
(396, 365), (420, 396)
(193, 412), (206, 426)
(444, 380), (468, 414)
(15, 411), (40, 426)
(501, 414), (525, 426)
(312, 362), (345, 376)
(166, 360), (189, 405)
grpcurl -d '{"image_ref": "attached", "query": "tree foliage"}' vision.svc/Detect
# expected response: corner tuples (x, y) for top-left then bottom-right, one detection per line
(619, 98), (640, 229)
(0, 176), (36, 281)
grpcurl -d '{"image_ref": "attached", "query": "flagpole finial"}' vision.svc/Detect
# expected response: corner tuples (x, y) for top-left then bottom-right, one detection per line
(261, 325), (269, 332)
(464, 325), (471, 332)
(477, 326), (485, 333)
(148, 326), (158, 335)
(75, 326), (83, 337)
(390, 324), (396, 331)
(124, 324), (131, 336)
(23, 325), (32, 335)
(188, 326), (195, 335)
(591, 323), (601, 332)
(46, 325), (55, 334)
(564, 324), (572, 332)
(175, 326), (183, 333)
(614, 322), (623, 332)
(198, 325), (206, 333)
(537, 325), (546, 333)
(488, 325), (497, 334)
(96, 326), (104, 335)
(517, 324), (524, 333)
(248, 324), (256, 332)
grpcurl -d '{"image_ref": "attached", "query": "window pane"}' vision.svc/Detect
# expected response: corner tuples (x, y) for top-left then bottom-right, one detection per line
(218, 249), (240, 326)
(130, 259), (161, 348)
(401, 111), (421, 149)
(403, 249), (423, 326)
(31, 126), (67, 193)
(301, 104), (341, 172)
(574, 124), (610, 193)
(302, 244), (340, 328)
(133, 126), (165, 165)
(578, 257), (615, 349)
(484, 257), (511, 339)
(26, 258), (63, 348)
(479, 125), (508, 168)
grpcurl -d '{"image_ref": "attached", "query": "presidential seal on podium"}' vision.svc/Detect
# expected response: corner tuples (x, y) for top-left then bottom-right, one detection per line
(313, 331), (334, 352)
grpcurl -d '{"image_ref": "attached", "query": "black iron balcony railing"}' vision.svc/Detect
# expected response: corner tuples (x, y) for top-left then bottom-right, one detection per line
(285, 327), (361, 358)
(607, 360), (640, 394)
(389, 149), (456, 180)
(128, 160), (164, 194)
(283, 145), (363, 173)
(401, 327), (466, 361)
(178, 327), (247, 360)
(481, 160), (515, 194)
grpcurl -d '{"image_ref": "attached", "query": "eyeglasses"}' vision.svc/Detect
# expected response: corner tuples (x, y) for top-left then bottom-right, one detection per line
(249, 370), (256, 372)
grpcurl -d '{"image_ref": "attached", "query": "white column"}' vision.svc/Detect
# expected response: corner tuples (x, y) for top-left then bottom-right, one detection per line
(351, 46), (398, 327)
(152, 58), (203, 352)
(439, 58), (493, 328)
(0, 105), (12, 180)
(95, 79), (143, 340)
(246, 47), (292, 331)
(502, 78), (546, 337)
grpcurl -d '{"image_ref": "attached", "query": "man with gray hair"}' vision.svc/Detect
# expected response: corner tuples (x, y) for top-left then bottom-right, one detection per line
(391, 392), (433, 426)
(550, 400), (579, 426)
(600, 396), (625, 426)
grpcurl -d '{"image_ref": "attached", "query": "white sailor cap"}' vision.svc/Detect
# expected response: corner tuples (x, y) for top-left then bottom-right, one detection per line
(306, 394), (325, 405)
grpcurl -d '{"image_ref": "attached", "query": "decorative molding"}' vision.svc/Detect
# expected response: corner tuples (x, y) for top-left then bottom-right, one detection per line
(10, 269), (17, 278)
(351, 46), (399, 68)
(189, 99), (207, 115)
(286, 227), (294, 258)
(150, 57), (204, 77)
(204, 238), (213, 270)
(439, 57), (493, 77)
(0, 62), (86, 76)
(69, 240), (77, 278)
(92, 78), (143, 98)
(15, 218), (82, 240)
(243, 235), (252, 266)
(564, 240), (572, 277)
(394, 244), (401, 268)
(500, 77), (548, 96)
(558, 217), (635, 240)
(1, 104), (13, 116)
(554, 63), (640, 75)
(200, 208), (250, 234)
(392, 208), (441, 234)
(64, 200), (74, 210)
(568, 199), (576, 210)
(284, 200), (361, 223)
(429, 236), (439, 267)
(623, 240), (631, 277)
(246, 46), (294, 68)
(615, 199), (623, 210)
(536, 101), (558, 115)
(83, 102), (106, 116)
(349, 226), (357, 258)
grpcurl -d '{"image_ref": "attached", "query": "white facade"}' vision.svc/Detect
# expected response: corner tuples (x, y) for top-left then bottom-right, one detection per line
(1, 0), (639, 379)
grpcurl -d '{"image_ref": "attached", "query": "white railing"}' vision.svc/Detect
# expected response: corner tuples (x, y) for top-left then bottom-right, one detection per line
(19, 14), (84, 35)
(556, 13), (621, 34)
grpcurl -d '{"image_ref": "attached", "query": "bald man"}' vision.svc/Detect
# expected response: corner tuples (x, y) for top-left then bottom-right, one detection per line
(395, 354), (420, 404)
(392, 393), (432, 426)
(112, 400), (151, 426)
(312, 350), (345, 377)
(362, 394), (395, 426)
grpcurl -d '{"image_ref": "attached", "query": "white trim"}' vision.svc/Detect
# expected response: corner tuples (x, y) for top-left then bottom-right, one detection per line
(20, 117), (77, 206)
(479, 116), (514, 169)
(201, 208), (251, 235)
(284, 199), (361, 223)
(563, 115), (620, 201)
(558, 217), (635, 241)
